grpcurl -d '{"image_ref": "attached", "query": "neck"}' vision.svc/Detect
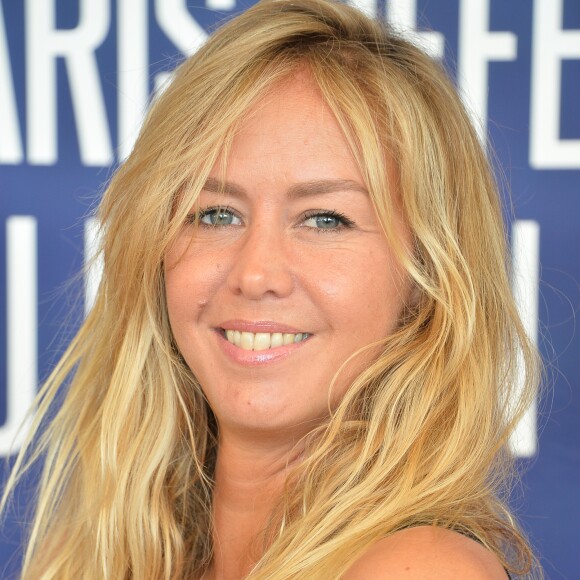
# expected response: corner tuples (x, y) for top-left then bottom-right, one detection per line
(208, 428), (305, 580)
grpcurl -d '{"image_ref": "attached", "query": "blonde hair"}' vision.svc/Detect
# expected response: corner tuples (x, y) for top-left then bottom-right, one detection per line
(3, 0), (540, 577)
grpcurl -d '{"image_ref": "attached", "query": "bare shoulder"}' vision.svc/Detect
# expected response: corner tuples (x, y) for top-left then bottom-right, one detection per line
(343, 526), (508, 579)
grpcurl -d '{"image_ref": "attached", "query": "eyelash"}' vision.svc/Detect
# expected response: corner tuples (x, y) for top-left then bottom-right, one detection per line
(186, 207), (356, 231)
(301, 209), (356, 232)
(187, 206), (242, 227)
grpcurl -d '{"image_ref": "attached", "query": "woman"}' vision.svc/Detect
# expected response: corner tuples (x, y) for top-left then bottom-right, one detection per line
(3, 0), (540, 577)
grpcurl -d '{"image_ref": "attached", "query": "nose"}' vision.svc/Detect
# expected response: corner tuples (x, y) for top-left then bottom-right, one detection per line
(226, 224), (294, 300)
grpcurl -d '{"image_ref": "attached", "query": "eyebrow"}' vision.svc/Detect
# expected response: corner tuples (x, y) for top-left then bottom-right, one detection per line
(202, 177), (369, 199)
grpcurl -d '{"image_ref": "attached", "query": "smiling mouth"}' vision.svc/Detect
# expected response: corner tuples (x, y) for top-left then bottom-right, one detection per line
(221, 329), (310, 351)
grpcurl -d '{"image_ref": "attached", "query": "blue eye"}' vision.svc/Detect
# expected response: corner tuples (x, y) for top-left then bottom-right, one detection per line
(305, 215), (340, 229)
(198, 207), (242, 226)
(302, 210), (354, 230)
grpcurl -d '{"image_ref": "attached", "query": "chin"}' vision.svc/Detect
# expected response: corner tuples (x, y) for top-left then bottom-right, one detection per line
(212, 399), (329, 439)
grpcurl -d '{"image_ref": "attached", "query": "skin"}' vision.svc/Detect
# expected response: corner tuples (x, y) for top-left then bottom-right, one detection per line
(342, 526), (510, 579)
(164, 71), (505, 579)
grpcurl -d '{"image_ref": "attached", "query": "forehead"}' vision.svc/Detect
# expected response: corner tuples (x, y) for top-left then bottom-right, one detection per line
(210, 72), (366, 191)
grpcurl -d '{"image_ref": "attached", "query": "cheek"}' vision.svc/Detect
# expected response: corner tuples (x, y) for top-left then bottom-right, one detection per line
(164, 246), (222, 335)
(164, 269), (193, 350)
(320, 249), (406, 404)
(308, 245), (406, 338)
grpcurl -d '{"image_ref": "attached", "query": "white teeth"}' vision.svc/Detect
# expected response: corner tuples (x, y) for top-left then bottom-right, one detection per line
(224, 330), (309, 351)
(240, 332), (254, 350)
(254, 332), (271, 351)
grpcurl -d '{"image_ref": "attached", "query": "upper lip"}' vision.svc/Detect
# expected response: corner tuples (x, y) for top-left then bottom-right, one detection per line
(217, 320), (307, 333)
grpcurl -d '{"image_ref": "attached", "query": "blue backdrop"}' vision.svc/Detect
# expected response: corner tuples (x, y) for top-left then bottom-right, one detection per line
(1, 0), (578, 578)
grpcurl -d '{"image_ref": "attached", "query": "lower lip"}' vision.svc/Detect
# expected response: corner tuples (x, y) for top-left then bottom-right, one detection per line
(214, 330), (310, 366)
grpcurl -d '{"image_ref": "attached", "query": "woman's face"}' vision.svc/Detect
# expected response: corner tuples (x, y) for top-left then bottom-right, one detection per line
(165, 72), (411, 439)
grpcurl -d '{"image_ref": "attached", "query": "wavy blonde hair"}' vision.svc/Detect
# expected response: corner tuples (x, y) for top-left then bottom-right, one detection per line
(3, 0), (540, 578)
